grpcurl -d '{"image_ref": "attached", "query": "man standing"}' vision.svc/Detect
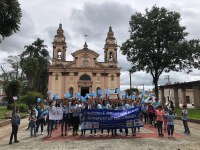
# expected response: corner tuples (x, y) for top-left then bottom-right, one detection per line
(9, 108), (20, 144)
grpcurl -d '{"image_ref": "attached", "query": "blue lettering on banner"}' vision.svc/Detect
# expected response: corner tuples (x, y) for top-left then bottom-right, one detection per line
(81, 106), (144, 130)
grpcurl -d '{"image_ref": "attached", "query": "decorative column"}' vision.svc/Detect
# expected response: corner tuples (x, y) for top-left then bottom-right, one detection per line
(181, 88), (186, 105)
(173, 87), (179, 108)
(193, 86), (200, 109)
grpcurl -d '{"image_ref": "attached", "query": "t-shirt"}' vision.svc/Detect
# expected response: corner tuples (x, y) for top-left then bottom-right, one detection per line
(155, 110), (164, 122)
(153, 101), (160, 109)
(165, 113), (176, 125)
(124, 104), (130, 110)
(71, 105), (79, 117)
(182, 109), (188, 120)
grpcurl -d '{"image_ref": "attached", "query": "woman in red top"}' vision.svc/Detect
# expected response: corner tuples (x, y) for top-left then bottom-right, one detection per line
(147, 104), (155, 125)
(155, 106), (164, 136)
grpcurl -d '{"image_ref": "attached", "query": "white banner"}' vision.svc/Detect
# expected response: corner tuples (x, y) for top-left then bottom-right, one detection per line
(49, 107), (63, 120)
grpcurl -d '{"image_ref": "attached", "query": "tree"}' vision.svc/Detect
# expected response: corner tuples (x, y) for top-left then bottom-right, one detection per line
(3, 79), (22, 104)
(0, 55), (22, 81)
(20, 38), (50, 95)
(121, 6), (199, 97)
(125, 87), (139, 96)
(0, 0), (22, 42)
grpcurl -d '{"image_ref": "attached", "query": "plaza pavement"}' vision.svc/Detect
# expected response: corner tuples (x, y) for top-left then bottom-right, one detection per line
(0, 118), (200, 150)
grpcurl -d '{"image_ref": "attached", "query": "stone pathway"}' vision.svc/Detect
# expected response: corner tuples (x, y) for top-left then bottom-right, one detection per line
(0, 118), (200, 150)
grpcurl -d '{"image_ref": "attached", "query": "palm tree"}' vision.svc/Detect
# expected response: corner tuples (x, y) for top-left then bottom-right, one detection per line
(20, 38), (50, 94)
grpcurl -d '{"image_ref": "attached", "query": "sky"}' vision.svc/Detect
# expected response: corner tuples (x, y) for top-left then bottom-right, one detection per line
(1, 0), (200, 90)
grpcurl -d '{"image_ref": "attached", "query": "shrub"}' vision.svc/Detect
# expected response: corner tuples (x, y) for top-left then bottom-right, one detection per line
(7, 103), (28, 112)
(20, 91), (43, 105)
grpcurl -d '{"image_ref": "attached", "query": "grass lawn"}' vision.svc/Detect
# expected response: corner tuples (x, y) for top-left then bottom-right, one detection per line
(0, 106), (26, 119)
(0, 106), (10, 119)
(175, 108), (200, 120)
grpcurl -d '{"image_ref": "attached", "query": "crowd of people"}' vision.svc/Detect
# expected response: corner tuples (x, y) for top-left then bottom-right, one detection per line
(9, 96), (191, 145)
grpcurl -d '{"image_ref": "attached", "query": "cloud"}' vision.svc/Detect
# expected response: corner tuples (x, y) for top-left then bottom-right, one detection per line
(0, 9), (37, 54)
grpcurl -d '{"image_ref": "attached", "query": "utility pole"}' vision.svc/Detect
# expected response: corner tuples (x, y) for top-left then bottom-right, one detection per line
(164, 75), (170, 84)
(164, 75), (171, 101)
(129, 71), (132, 90)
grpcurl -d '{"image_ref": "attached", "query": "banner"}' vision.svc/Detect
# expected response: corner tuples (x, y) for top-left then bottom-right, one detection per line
(81, 106), (143, 130)
(49, 107), (63, 120)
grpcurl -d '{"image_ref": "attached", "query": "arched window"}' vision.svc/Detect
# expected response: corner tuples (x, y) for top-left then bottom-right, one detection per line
(57, 50), (62, 59)
(55, 74), (58, 80)
(111, 75), (114, 81)
(80, 74), (91, 80)
(109, 52), (113, 61)
(69, 87), (73, 97)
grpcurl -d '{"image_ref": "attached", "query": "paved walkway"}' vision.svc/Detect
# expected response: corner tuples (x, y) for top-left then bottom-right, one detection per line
(0, 118), (200, 150)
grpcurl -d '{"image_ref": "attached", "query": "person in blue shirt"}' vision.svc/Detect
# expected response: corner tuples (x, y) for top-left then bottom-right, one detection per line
(9, 108), (20, 144)
(61, 101), (69, 136)
(36, 105), (45, 135)
(164, 110), (177, 138)
(182, 104), (190, 134)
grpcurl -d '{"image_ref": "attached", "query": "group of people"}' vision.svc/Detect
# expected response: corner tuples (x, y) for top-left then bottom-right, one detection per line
(9, 96), (191, 144)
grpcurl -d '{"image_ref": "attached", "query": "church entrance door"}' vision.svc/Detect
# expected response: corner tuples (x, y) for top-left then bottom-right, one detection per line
(81, 87), (89, 97)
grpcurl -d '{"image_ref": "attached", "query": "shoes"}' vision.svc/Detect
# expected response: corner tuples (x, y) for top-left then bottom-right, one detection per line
(41, 132), (43, 135)
(14, 140), (19, 143)
(168, 136), (170, 138)
(160, 134), (164, 137)
(61, 133), (64, 136)
(9, 141), (12, 145)
(132, 134), (136, 136)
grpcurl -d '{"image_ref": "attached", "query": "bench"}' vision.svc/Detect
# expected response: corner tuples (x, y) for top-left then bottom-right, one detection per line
(4, 111), (12, 119)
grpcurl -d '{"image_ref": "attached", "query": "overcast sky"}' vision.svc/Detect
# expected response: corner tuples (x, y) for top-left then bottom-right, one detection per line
(1, 0), (200, 90)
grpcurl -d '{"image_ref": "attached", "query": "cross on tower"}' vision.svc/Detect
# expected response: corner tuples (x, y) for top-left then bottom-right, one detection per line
(84, 34), (88, 42)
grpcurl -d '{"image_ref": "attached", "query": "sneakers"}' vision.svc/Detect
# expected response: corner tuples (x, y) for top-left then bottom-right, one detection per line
(41, 132), (43, 135)
(14, 140), (19, 143)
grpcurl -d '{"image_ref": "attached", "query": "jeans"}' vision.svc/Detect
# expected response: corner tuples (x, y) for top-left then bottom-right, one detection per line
(183, 120), (190, 133)
(47, 120), (55, 136)
(72, 116), (79, 133)
(167, 125), (174, 136)
(143, 112), (148, 123)
(36, 118), (44, 133)
(10, 125), (18, 142)
(30, 122), (36, 136)
(157, 121), (163, 135)
(61, 119), (68, 135)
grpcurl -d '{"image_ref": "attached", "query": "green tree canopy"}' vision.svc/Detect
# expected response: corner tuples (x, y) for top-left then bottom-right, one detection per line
(0, 0), (22, 42)
(20, 38), (50, 95)
(121, 6), (200, 97)
(3, 79), (22, 104)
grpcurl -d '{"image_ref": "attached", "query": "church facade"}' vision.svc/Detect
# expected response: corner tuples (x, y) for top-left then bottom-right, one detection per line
(48, 24), (120, 98)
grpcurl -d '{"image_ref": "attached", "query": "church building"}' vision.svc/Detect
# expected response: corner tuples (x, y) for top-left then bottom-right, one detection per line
(48, 24), (120, 98)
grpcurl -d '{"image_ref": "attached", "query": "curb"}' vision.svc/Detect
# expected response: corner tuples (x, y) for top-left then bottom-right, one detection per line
(0, 114), (29, 127)
(176, 117), (200, 124)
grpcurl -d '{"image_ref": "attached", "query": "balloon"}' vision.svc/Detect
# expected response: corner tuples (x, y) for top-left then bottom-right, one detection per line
(37, 98), (41, 103)
(65, 92), (70, 98)
(116, 88), (120, 94)
(91, 91), (96, 97)
(97, 89), (101, 95)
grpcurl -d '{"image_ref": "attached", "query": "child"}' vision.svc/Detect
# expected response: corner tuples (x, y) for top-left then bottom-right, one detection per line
(30, 109), (37, 137)
(155, 105), (164, 136)
(9, 108), (20, 144)
(182, 104), (190, 134)
(165, 110), (176, 138)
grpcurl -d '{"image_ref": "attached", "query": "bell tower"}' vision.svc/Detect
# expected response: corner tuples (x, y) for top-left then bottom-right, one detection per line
(104, 26), (118, 66)
(52, 24), (67, 62)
